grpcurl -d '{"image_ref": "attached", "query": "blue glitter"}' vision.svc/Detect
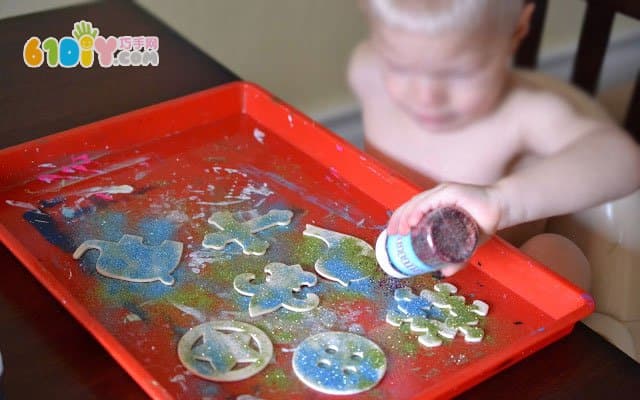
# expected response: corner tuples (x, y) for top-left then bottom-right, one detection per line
(23, 209), (74, 252)
(336, 278), (377, 298)
(233, 263), (319, 316)
(73, 234), (182, 286)
(61, 207), (76, 219)
(138, 217), (176, 245)
(100, 212), (127, 242)
(303, 225), (378, 292)
(293, 332), (386, 394)
(39, 197), (64, 208)
(203, 210), (293, 256)
(320, 257), (370, 286)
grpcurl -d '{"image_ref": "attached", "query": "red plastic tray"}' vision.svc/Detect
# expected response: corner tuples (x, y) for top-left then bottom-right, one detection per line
(0, 82), (593, 399)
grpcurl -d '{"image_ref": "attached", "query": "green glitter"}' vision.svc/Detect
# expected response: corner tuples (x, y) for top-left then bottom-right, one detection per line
(292, 236), (324, 266)
(367, 348), (386, 369)
(400, 338), (419, 356)
(94, 281), (141, 306)
(322, 289), (367, 303)
(337, 237), (378, 278)
(302, 225), (382, 286)
(263, 367), (290, 390)
(272, 329), (295, 343)
(213, 264), (240, 284)
(277, 309), (304, 324)
(483, 334), (496, 345)
(399, 323), (412, 334)
(254, 322), (296, 344)
(163, 284), (217, 310)
(373, 325), (420, 357)
(366, 388), (387, 400)
(206, 256), (258, 284)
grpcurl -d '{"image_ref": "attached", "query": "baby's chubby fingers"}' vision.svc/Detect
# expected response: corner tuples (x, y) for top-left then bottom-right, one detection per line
(439, 263), (466, 277)
(405, 184), (457, 226)
(386, 182), (503, 238)
(386, 203), (410, 235)
(387, 186), (442, 235)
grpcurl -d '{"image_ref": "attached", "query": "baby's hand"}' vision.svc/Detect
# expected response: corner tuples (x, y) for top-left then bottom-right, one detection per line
(386, 183), (503, 275)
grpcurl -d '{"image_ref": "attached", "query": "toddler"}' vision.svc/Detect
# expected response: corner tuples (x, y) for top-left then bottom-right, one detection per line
(348, 0), (640, 288)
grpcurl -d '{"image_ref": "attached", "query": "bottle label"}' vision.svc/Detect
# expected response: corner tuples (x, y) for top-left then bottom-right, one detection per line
(386, 234), (439, 276)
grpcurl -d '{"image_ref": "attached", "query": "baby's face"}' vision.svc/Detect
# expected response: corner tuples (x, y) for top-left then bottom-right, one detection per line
(372, 22), (513, 132)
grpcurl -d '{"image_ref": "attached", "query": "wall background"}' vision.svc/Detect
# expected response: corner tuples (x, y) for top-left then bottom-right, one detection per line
(2, 0), (638, 121)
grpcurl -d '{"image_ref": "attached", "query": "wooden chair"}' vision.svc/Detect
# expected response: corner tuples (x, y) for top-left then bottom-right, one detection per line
(515, 0), (640, 362)
(516, 0), (640, 142)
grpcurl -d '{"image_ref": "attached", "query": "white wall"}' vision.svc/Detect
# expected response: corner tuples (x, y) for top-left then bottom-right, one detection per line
(2, 0), (638, 118)
(135, 0), (367, 118)
(0, 0), (85, 18)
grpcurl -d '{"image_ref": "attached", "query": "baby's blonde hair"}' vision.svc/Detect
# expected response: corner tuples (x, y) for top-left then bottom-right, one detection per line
(367, 0), (524, 36)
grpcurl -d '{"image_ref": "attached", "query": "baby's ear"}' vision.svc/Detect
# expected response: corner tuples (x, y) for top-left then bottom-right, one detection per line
(511, 2), (536, 53)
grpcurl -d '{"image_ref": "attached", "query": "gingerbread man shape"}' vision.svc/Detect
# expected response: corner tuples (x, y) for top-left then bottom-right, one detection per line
(233, 263), (319, 317)
(203, 209), (293, 255)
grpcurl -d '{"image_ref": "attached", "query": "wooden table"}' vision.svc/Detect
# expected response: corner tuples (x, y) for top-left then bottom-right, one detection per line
(0, 1), (638, 398)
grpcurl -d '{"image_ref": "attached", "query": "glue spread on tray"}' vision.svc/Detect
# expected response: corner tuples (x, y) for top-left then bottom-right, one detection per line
(177, 320), (273, 382)
(302, 224), (377, 286)
(233, 262), (320, 317)
(292, 331), (387, 395)
(73, 234), (183, 285)
(386, 283), (489, 347)
(202, 209), (293, 255)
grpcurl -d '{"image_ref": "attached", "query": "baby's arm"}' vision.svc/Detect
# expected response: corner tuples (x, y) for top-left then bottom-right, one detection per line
(494, 94), (640, 230)
(388, 93), (640, 239)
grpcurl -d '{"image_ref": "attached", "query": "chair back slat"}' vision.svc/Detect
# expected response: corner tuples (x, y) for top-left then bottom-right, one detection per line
(514, 0), (639, 140)
(570, 1), (615, 94)
(515, 0), (548, 68)
(604, 0), (640, 19)
(625, 70), (640, 142)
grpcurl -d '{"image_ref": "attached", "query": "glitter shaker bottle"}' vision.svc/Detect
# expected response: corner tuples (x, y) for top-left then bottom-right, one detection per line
(375, 206), (480, 278)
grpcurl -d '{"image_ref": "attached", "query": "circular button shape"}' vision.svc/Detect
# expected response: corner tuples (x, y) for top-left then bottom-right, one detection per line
(178, 320), (273, 382)
(292, 331), (387, 395)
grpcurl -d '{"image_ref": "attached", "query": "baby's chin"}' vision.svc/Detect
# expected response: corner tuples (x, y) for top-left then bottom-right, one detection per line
(410, 111), (473, 133)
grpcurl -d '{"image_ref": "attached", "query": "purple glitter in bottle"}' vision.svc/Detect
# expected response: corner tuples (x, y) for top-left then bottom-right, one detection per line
(376, 206), (480, 278)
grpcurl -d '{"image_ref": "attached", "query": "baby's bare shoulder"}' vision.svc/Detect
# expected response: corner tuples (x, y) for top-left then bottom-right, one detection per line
(347, 41), (384, 101)
(505, 74), (614, 154)
(508, 71), (611, 123)
(507, 79), (578, 117)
